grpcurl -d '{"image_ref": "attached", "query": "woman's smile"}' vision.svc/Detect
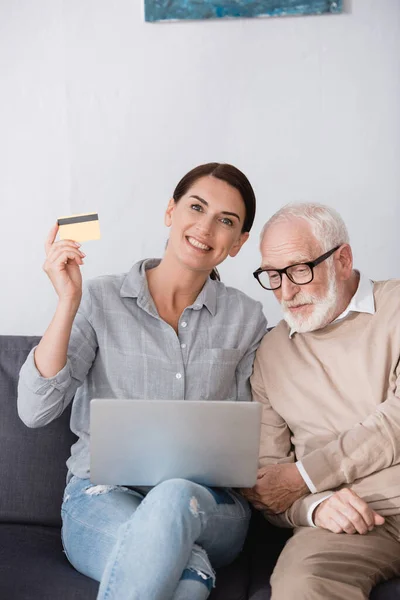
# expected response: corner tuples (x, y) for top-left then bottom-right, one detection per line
(186, 236), (212, 252)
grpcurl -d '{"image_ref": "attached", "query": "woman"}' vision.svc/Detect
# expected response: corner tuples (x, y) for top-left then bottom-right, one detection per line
(18, 163), (267, 600)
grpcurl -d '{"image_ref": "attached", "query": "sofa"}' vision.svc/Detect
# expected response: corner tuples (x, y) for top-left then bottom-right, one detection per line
(1, 334), (399, 600)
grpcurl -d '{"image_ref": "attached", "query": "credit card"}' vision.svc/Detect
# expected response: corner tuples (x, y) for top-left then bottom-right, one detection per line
(57, 212), (100, 242)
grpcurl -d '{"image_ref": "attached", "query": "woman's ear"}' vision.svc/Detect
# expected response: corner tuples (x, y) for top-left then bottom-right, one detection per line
(164, 198), (176, 228)
(229, 232), (249, 258)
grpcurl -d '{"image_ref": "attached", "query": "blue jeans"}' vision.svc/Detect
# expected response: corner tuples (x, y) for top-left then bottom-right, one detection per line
(61, 476), (251, 600)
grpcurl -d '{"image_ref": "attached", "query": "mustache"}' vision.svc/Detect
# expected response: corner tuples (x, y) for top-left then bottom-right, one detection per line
(281, 292), (318, 310)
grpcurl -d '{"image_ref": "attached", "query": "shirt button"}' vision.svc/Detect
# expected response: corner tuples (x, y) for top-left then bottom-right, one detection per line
(181, 343), (186, 349)
(181, 321), (187, 328)
(175, 373), (182, 379)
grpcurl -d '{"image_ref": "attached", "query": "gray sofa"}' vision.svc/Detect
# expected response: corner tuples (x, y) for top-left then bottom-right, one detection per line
(0, 335), (399, 600)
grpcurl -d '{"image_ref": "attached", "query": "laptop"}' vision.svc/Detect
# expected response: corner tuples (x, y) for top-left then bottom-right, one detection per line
(90, 399), (262, 488)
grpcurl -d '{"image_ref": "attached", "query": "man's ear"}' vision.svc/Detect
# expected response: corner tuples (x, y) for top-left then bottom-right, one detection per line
(336, 244), (353, 280)
(229, 232), (250, 258)
(164, 198), (176, 228)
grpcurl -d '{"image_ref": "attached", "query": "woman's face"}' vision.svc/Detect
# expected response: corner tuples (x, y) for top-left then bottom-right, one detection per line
(165, 175), (249, 275)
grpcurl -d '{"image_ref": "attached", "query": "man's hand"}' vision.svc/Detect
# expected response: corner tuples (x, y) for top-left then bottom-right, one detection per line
(314, 488), (385, 534)
(241, 463), (308, 514)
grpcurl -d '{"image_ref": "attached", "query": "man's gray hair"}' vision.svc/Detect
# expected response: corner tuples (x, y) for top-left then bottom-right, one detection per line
(260, 202), (350, 252)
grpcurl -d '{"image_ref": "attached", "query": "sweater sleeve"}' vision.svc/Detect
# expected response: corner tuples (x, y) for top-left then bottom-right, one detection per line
(251, 349), (295, 467)
(236, 304), (267, 402)
(264, 491), (334, 528)
(251, 349), (334, 528)
(300, 361), (400, 492)
(17, 284), (98, 428)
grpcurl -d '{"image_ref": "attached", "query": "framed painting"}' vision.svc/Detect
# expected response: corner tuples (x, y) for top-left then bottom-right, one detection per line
(144, 0), (342, 23)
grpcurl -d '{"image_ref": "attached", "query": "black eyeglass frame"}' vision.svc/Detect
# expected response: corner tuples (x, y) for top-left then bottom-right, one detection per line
(253, 245), (341, 291)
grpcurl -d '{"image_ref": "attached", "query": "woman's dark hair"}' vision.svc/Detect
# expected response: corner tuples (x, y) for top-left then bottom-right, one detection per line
(172, 163), (256, 281)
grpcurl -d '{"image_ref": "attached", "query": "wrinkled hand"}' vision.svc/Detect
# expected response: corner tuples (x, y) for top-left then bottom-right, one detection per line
(314, 488), (385, 534)
(241, 463), (308, 514)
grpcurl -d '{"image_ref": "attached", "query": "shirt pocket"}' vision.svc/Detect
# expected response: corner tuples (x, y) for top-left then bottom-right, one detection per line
(189, 348), (242, 401)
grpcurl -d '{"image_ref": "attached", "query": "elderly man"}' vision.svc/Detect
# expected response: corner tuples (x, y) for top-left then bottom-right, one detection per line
(246, 202), (400, 599)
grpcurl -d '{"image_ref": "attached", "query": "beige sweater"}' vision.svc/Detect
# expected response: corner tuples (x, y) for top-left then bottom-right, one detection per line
(251, 279), (400, 528)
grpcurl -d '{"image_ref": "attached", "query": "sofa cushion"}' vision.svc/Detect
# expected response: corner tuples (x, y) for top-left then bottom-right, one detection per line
(210, 550), (250, 600)
(0, 524), (98, 599)
(371, 579), (400, 600)
(0, 522), (249, 600)
(0, 336), (75, 526)
(247, 511), (291, 600)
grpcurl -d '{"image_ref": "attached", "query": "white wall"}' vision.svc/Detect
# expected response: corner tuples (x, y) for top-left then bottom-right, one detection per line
(1, 0), (399, 335)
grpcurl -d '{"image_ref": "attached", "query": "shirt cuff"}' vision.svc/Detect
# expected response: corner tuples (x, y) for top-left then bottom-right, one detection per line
(306, 493), (334, 527)
(19, 346), (72, 394)
(296, 460), (317, 494)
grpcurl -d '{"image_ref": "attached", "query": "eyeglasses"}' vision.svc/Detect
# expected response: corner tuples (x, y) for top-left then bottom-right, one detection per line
(253, 245), (340, 291)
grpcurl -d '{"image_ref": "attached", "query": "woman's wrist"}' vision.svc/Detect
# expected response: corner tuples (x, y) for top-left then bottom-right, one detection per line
(56, 297), (81, 318)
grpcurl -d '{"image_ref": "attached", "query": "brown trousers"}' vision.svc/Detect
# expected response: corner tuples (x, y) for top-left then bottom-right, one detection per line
(270, 516), (400, 600)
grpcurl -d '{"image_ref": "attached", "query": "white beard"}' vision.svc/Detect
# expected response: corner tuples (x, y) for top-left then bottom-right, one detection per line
(282, 273), (338, 334)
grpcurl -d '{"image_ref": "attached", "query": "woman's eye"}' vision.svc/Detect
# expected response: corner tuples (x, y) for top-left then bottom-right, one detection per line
(220, 217), (233, 227)
(191, 204), (203, 212)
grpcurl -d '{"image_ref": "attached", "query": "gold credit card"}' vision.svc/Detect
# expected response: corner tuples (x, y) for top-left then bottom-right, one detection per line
(57, 212), (100, 242)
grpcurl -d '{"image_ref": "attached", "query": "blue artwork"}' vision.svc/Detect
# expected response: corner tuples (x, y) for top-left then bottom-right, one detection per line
(144, 1), (342, 23)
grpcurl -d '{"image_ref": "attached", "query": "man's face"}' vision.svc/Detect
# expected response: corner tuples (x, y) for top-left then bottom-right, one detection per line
(260, 219), (339, 333)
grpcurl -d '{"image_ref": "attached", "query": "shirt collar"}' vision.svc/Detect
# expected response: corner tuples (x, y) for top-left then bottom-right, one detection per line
(289, 271), (375, 338)
(333, 271), (375, 323)
(120, 258), (217, 316)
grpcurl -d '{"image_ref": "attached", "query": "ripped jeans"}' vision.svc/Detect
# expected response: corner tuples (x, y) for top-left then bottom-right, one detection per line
(61, 476), (250, 600)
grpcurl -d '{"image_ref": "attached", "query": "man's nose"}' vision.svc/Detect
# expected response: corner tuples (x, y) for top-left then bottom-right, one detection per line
(280, 273), (300, 301)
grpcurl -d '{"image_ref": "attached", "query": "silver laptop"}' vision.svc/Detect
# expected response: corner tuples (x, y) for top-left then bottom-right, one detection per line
(90, 399), (262, 487)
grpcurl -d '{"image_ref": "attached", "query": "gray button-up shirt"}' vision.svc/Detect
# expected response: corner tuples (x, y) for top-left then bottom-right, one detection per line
(18, 259), (267, 480)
